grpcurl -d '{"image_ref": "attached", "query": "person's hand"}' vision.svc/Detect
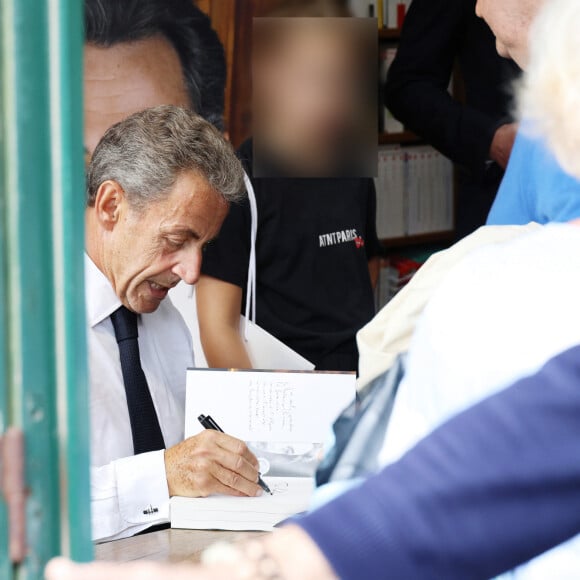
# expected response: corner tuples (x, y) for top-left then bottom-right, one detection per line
(489, 122), (518, 169)
(164, 430), (261, 498)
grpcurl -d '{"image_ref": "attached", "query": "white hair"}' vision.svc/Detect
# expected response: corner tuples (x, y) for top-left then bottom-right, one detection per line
(517, 0), (580, 179)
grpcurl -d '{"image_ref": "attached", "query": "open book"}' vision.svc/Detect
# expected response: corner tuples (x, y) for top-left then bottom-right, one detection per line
(170, 477), (314, 532)
(172, 369), (353, 531)
(185, 369), (355, 443)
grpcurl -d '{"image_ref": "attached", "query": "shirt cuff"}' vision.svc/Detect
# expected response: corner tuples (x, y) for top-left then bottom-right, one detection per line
(115, 449), (170, 526)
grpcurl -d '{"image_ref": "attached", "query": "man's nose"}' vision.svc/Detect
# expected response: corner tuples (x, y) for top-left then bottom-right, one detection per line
(173, 249), (201, 285)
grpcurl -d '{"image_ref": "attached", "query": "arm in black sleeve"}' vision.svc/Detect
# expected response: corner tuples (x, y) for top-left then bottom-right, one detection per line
(385, 0), (503, 172)
(299, 344), (580, 579)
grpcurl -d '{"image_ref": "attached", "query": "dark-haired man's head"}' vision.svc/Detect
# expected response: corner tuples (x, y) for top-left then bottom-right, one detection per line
(84, 0), (226, 154)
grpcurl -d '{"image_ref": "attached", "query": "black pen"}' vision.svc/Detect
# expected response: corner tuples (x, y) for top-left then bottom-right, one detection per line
(198, 414), (273, 495)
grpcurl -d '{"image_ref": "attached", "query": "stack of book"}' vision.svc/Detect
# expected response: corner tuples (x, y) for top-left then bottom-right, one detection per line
(374, 0), (413, 28)
(375, 145), (454, 240)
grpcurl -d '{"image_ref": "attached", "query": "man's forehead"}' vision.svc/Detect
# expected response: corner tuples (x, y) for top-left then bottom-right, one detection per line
(83, 37), (190, 154)
(157, 173), (228, 221)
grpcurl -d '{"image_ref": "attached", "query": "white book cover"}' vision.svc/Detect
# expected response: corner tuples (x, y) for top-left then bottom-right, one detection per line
(406, 150), (419, 235)
(443, 155), (454, 230)
(376, 148), (406, 239)
(432, 151), (444, 231)
(401, 146), (454, 235)
(387, 0), (399, 28)
(376, 149), (389, 238)
(391, 150), (407, 237)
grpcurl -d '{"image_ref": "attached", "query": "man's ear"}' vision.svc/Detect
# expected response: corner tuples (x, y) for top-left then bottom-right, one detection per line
(93, 180), (126, 230)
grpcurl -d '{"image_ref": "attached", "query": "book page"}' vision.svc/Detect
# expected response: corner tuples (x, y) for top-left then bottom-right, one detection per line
(185, 369), (355, 443)
(170, 477), (314, 532)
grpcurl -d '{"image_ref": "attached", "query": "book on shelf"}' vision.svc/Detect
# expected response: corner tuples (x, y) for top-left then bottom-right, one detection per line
(386, 0), (413, 29)
(375, 145), (454, 240)
(375, 256), (423, 310)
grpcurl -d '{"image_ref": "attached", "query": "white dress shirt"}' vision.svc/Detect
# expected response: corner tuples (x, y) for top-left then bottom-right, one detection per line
(86, 255), (194, 542)
(378, 224), (580, 579)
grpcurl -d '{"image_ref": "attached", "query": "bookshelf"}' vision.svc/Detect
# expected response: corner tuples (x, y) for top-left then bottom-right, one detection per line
(379, 27), (402, 41)
(379, 130), (419, 145)
(381, 230), (455, 250)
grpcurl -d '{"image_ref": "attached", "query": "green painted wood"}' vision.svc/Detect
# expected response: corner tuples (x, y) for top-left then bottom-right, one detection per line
(1, 0), (91, 575)
(0, 8), (13, 574)
(48, 0), (93, 562)
(2, 0), (62, 575)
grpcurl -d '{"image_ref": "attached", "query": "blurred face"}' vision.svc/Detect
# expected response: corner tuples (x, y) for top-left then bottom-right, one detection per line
(254, 20), (373, 175)
(84, 36), (190, 154)
(93, 171), (228, 314)
(274, 29), (357, 149)
(475, 0), (544, 67)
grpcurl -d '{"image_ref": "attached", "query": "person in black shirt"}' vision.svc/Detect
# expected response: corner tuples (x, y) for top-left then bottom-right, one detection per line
(197, 138), (381, 372)
(197, 8), (381, 372)
(252, 16), (376, 179)
(385, 0), (521, 239)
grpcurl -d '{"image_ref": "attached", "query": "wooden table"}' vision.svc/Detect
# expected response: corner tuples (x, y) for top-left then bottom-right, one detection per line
(95, 529), (265, 563)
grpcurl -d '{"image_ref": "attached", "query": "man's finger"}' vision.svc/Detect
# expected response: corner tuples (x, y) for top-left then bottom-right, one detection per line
(203, 476), (251, 498)
(214, 447), (260, 483)
(210, 462), (262, 497)
(211, 432), (259, 469)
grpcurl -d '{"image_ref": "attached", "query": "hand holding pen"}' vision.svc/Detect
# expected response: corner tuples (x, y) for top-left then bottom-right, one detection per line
(198, 414), (273, 495)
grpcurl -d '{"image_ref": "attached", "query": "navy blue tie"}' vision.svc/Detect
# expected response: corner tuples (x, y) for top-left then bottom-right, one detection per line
(110, 306), (165, 454)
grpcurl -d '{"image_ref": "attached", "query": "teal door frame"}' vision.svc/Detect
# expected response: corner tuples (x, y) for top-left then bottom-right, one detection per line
(0, 0), (92, 577)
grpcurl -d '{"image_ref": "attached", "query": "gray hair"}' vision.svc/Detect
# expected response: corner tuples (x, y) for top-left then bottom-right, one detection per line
(86, 105), (245, 209)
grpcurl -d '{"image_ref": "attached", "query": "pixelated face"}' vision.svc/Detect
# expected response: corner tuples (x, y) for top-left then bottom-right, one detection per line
(253, 18), (376, 177)
(97, 171), (228, 314)
(84, 36), (190, 156)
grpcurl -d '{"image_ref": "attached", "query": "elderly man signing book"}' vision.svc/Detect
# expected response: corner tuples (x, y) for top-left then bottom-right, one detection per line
(85, 106), (264, 542)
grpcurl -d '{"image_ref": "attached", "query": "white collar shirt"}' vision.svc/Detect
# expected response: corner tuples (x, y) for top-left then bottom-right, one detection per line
(86, 254), (194, 542)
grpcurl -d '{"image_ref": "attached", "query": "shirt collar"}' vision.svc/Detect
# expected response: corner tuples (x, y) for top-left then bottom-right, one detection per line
(85, 253), (122, 327)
